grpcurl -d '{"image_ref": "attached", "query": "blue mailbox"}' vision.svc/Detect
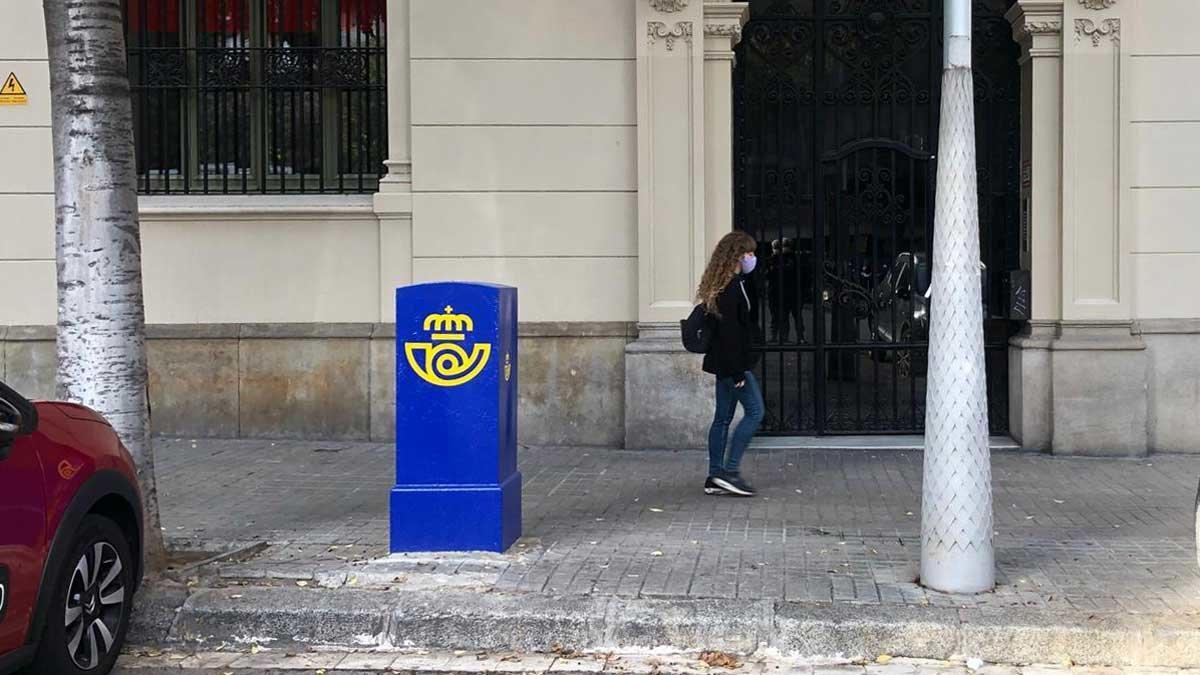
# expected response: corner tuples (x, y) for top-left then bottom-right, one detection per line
(391, 282), (521, 552)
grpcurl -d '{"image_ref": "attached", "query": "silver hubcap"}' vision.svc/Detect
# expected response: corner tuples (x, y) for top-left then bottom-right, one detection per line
(64, 542), (124, 670)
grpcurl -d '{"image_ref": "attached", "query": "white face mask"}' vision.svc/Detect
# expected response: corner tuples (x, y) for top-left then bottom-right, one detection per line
(741, 253), (758, 275)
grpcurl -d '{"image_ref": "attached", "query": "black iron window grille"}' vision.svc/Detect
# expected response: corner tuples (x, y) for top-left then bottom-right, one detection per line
(124, 0), (387, 195)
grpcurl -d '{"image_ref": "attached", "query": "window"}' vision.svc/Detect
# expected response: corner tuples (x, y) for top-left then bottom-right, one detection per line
(124, 0), (387, 195)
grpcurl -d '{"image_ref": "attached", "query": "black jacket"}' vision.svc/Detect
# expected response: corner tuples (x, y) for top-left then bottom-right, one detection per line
(702, 276), (758, 378)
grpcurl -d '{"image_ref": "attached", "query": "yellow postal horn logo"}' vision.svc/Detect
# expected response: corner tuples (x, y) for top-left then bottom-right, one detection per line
(405, 305), (491, 387)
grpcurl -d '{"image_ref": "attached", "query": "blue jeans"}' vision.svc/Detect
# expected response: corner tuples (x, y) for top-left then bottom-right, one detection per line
(707, 371), (764, 476)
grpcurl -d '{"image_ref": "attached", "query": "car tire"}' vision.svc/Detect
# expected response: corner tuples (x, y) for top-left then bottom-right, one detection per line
(27, 515), (134, 675)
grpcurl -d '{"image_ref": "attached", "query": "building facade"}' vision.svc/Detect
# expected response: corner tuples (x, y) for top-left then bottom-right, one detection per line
(1, 0), (1197, 455)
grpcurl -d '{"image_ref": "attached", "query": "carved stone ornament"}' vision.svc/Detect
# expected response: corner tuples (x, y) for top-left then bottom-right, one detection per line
(1025, 19), (1063, 35)
(704, 22), (742, 41)
(649, 0), (688, 12)
(1075, 18), (1120, 46)
(1013, 17), (1063, 42)
(1078, 0), (1116, 9)
(648, 21), (693, 50)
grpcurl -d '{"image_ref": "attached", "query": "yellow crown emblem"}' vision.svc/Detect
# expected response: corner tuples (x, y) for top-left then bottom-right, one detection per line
(424, 305), (475, 337)
(405, 305), (491, 387)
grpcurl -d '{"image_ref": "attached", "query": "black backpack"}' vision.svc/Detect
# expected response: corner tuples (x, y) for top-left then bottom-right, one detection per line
(681, 304), (715, 354)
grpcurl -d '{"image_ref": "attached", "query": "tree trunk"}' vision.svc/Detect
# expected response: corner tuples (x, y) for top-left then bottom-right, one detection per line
(44, 0), (166, 573)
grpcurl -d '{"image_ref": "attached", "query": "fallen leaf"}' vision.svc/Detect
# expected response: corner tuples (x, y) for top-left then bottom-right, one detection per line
(967, 657), (985, 670)
(699, 650), (741, 669)
(229, 594), (243, 599)
(250, 644), (261, 654)
(875, 654), (893, 664)
(649, 507), (664, 513)
(296, 580), (309, 587)
(651, 551), (664, 557)
(1053, 499), (1065, 505)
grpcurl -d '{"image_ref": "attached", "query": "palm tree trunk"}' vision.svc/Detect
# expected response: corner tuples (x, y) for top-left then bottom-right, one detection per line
(44, 0), (166, 572)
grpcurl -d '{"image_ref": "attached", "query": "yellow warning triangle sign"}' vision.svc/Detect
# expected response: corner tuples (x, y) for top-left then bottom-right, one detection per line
(0, 72), (27, 105)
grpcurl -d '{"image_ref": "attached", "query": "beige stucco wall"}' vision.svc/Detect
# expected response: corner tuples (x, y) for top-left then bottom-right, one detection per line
(139, 197), (384, 324)
(0, 4), (54, 326)
(1, 1), (640, 328)
(406, 0), (639, 324)
(1127, 0), (1200, 320)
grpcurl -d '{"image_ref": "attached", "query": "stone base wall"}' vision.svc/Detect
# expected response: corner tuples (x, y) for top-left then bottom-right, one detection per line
(0, 323), (633, 447)
(9, 320), (1199, 451)
(1008, 321), (1200, 456)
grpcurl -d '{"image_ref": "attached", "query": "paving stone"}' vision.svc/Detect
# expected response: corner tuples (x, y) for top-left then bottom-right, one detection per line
(151, 439), (1200, 617)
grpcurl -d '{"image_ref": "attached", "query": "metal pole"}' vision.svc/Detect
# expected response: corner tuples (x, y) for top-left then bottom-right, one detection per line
(919, 0), (995, 594)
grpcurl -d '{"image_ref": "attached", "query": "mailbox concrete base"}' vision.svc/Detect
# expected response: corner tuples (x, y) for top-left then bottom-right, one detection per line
(389, 472), (522, 553)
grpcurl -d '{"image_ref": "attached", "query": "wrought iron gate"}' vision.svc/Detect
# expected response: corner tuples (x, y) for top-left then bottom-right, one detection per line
(733, 0), (1019, 435)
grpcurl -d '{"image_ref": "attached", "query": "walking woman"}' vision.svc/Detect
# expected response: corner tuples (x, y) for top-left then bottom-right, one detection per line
(697, 231), (764, 497)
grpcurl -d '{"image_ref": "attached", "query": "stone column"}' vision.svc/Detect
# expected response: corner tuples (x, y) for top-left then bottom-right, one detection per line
(1005, 0), (1064, 450)
(374, 0), (414, 322)
(625, 0), (747, 449)
(703, 2), (748, 254)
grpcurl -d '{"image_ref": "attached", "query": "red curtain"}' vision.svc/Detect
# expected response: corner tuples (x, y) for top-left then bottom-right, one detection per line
(203, 0), (248, 34)
(125, 0), (181, 33)
(266, 0), (319, 34)
(125, 1), (385, 37)
(340, 0), (385, 35)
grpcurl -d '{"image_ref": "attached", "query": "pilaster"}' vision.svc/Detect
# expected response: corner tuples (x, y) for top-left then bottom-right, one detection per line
(374, 0), (414, 321)
(702, 1), (748, 255)
(1007, 0), (1063, 323)
(636, 0), (706, 326)
(1061, 0), (1127, 321)
(626, 0), (728, 449)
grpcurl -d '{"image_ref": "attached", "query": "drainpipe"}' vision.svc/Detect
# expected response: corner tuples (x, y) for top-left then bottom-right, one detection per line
(919, 0), (995, 594)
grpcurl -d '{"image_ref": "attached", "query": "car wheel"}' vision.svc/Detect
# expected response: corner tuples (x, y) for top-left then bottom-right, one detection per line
(28, 515), (133, 675)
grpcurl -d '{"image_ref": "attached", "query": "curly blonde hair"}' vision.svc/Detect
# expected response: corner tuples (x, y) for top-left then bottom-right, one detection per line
(696, 231), (757, 315)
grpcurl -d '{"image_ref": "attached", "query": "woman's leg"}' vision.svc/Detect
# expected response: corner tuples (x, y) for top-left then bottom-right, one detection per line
(725, 372), (765, 475)
(707, 376), (737, 476)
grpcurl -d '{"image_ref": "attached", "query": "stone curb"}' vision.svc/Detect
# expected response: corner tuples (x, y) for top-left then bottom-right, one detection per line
(129, 584), (1200, 668)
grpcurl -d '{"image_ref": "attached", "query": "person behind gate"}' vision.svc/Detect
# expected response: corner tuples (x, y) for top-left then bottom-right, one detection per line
(696, 231), (764, 497)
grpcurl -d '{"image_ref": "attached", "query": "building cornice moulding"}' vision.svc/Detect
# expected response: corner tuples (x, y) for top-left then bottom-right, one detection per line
(649, 0), (689, 12)
(704, 22), (742, 41)
(1006, 1), (1064, 59)
(1078, 0), (1116, 9)
(702, 2), (749, 51)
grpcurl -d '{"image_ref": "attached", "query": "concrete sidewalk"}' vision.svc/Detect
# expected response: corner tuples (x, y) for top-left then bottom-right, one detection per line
(131, 438), (1200, 666)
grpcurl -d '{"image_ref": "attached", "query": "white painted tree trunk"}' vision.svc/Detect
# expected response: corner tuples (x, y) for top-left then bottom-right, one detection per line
(919, 0), (995, 594)
(44, 0), (165, 570)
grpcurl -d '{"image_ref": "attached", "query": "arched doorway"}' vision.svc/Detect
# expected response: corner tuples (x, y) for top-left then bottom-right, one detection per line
(733, 0), (1019, 435)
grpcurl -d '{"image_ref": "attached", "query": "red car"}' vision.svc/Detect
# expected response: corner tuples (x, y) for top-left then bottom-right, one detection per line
(0, 380), (143, 675)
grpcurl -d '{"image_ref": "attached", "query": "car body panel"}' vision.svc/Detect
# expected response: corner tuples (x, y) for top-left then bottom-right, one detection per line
(0, 434), (47, 655)
(0, 389), (143, 674)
